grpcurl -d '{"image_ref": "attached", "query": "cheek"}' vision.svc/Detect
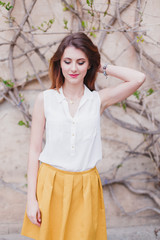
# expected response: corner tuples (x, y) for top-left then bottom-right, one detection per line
(61, 63), (69, 74)
(80, 65), (89, 75)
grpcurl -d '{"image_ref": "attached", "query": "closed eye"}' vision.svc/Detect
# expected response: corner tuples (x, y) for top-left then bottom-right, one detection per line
(64, 61), (71, 64)
(64, 60), (85, 65)
(78, 62), (85, 65)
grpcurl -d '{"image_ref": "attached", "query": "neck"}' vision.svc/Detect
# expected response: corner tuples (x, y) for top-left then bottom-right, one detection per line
(62, 82), (84, 99)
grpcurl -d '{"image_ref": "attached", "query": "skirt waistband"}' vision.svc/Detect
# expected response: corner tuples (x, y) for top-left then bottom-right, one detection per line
(40, 162), (97, 175)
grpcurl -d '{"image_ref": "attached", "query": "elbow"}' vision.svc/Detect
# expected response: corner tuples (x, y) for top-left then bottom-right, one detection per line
(142, 73), (146, 82)
(138, 73), (146, 85)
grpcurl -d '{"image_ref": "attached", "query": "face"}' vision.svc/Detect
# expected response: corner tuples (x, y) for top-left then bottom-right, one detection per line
(60, 46), (90, 85)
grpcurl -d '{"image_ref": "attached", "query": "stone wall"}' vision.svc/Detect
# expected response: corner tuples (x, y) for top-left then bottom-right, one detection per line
(0, 0), (160, 235)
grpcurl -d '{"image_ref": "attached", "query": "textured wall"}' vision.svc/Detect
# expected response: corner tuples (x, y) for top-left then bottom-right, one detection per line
(0, 0), (160, 234)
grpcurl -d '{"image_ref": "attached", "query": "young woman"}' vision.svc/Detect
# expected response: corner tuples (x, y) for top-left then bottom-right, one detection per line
(21, 32), (145, 240)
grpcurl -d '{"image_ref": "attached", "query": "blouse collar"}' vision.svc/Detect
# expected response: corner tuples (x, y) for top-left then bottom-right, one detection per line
(56, 84), (93, 103)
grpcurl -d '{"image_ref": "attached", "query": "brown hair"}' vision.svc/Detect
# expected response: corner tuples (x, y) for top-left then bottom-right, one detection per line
(49, 32), (100, 91)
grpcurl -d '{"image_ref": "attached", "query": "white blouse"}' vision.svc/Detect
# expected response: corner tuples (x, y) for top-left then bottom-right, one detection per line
(38, 84), (102, 172)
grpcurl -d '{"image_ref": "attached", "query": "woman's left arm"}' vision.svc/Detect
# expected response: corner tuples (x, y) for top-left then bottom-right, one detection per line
(98, 64), (146, 114)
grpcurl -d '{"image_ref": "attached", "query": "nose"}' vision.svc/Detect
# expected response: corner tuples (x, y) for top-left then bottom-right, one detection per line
(71, 62), (77, 72)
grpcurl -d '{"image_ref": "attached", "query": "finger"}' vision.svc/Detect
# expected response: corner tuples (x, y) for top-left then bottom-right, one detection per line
(29, 216), (41, 227)
(37, 209), (41, 224)
(33, 218), (41, 227)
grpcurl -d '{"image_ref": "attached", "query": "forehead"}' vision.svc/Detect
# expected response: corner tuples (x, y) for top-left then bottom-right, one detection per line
(62, 46), (88, 59)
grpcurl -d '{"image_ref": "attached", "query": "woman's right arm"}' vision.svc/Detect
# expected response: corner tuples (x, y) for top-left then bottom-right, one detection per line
(26, 91), (45, 226)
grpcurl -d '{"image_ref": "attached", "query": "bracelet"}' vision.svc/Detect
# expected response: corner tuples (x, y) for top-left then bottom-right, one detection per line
(103, 63), (108, 78)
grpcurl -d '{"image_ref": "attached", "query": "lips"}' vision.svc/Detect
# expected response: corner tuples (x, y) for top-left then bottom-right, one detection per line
(69, 74), (79, 78)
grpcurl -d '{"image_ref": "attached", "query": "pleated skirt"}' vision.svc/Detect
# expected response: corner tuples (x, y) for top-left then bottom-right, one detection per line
(21, 162), (107, 240)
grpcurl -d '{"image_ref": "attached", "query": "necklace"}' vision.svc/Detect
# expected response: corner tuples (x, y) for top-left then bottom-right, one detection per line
(66, 96), (81, 104)
(63, 87), (84, 105)
(67, 99), (75, 104)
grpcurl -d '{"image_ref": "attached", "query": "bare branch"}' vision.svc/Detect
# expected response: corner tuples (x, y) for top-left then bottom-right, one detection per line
(98, 0), (136, 50)
(103, 108), (160, 135)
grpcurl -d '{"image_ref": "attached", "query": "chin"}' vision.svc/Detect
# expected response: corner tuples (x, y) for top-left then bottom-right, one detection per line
(65, 77), (83, 85)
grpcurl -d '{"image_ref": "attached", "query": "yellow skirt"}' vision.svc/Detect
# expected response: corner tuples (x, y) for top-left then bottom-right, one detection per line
(21, 163), (107, 240)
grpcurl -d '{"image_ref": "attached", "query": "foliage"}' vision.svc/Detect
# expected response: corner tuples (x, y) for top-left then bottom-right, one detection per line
(133, 90), (140, 100)
(1, 78), (14, 88)
(137, 35), (144, 43)
(33, 18), (55, 32)
(18, 120), (29, 128)
(0, 0), (160, 219)
(63, 18), (68, 29)
(0, 1), (13, 11)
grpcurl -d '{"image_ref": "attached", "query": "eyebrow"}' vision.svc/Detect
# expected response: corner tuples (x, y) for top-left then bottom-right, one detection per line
(63, 57), (86, 61)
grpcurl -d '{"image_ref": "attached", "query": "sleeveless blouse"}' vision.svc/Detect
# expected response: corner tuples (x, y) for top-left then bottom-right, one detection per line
(38, 84), (102, 172)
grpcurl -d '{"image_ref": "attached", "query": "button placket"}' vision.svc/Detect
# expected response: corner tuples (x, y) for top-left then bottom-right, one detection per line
(71, 119), (76, 154)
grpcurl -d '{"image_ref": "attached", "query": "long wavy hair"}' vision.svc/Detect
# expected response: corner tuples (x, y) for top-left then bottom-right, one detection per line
(49, 32), (100, 91)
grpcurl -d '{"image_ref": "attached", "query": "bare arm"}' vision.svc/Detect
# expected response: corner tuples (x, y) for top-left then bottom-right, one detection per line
(98, 65), (146, 114)
(27, 91), (45, 226)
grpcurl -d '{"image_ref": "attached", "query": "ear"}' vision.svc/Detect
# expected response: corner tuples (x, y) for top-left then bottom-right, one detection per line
(88, 65), (91, 70)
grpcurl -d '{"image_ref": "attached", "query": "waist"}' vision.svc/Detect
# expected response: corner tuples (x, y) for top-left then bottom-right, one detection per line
(40, 162), (97, 175)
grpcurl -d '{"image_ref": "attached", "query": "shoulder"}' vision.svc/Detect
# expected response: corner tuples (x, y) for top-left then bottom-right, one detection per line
(36, 89), (57, 101)
(36, 91), (44, 100)
(43, 88), (58, 98)
(32, 92), (44, 113)
(34, 91), (44, 108)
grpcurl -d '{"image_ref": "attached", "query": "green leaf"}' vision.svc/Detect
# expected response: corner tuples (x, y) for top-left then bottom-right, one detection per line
(88, 9), (94, 16)
(117, 164), (123, 169)
(3, 79), (14, 88)
(49, 19), (54, 24)
(86, 0), (90, 6)
(104, 10), (107, 16)
(81, 20), (86, 28)
(0, 2), (6, 7)
(133, 90), (140, 100)
(136, 35), (144, 43)
(122, 102), (127, 111)
(0, 1), (13, 11)
(5, 2), (13, 11)
(63, 6), (69, 11)
(69, 4), (74, 9)
(63, 19), (68, 29)
(86, 0), (93, 7)
(90, 32), (96, 38)
(18, 120), (25, 126)
(24, 173), (27, 178)
(18, 120), (29, 128)
(19, 93), (25, 102)
(146, 88), (154, 96)
(37, 18), (55, 32)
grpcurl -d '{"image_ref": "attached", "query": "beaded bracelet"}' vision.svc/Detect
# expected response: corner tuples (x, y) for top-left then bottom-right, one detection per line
(103, 63), (108, 78)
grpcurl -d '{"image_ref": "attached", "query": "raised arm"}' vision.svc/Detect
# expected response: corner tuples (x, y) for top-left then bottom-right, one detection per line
(98, 64), (146, 114)
(27, 91), (45, 226)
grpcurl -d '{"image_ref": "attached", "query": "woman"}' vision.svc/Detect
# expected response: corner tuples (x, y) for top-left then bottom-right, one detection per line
(21, 32), (145, 240)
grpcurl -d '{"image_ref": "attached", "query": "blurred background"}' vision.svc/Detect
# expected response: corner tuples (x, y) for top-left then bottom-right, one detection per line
(0, 0), (160, 238)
